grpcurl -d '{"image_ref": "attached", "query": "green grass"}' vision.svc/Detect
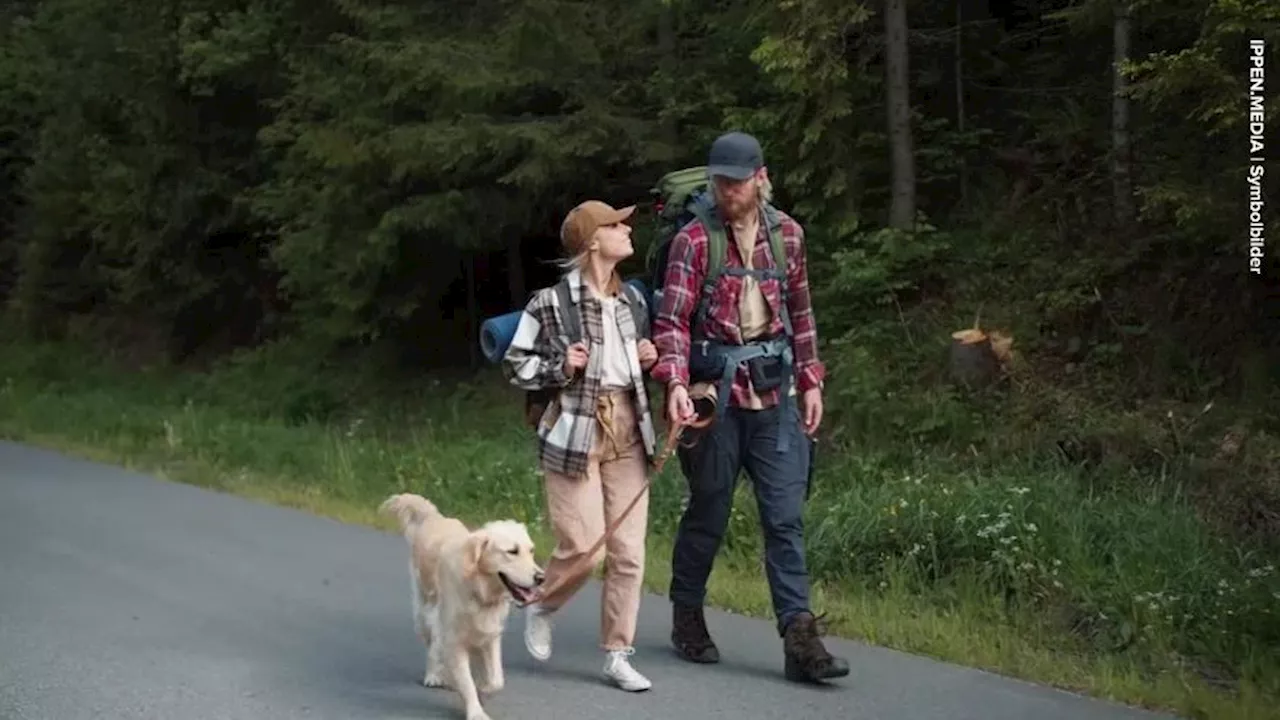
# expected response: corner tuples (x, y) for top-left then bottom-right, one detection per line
(1, 335), (1277, 720)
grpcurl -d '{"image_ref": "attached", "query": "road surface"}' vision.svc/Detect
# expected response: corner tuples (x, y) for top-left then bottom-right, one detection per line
(0, 440), (1178, 720)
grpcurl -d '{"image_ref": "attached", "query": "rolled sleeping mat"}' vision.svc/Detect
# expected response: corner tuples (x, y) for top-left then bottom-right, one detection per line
(479, 310), (523, 364)
(479, 278), (654, 364)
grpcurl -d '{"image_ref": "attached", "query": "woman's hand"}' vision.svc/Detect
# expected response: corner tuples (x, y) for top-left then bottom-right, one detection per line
(637, 339), (658, 370)
(563, 341), (590, 376)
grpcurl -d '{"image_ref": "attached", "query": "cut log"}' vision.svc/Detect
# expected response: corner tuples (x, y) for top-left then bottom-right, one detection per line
(949, 328), (1002, 388)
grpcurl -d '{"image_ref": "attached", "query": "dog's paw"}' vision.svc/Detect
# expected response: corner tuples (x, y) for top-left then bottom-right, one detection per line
(422, 672), (451, 689)
(465, 710), (492, 720)
(478, 677), (504, 694)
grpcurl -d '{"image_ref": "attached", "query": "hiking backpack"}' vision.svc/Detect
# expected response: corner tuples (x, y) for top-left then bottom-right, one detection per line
(522, 276), (651, 429)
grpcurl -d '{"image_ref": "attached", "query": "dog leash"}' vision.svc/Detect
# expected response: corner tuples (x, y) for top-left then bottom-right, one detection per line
(523, 403), (707, 605)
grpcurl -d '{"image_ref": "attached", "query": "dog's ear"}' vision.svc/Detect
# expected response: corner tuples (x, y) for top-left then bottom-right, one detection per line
(462, 531), (491, 577)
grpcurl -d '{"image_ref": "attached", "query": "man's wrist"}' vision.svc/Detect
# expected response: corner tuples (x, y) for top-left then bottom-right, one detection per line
(797, 371), (824, 393)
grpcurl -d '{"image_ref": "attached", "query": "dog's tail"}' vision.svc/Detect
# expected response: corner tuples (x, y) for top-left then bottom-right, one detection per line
(378, 493), (441, 541)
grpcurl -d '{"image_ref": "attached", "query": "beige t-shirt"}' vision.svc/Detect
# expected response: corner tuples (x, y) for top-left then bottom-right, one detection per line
(732, 217), (773, 409)
(733, 218), (773, 341)
(597, 296), (632, 390)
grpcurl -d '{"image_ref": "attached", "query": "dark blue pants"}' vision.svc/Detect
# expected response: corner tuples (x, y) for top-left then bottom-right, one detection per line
(668, 403), (812, 636)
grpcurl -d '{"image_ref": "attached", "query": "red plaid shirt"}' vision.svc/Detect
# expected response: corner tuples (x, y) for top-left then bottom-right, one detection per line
(651, 206), (825, 408)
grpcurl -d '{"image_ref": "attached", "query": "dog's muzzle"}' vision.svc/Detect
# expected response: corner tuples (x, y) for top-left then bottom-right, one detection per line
(502, 571), (543, 608)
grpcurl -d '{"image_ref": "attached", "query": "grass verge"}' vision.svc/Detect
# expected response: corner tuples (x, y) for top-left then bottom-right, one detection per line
(0, 335), (1276, 720)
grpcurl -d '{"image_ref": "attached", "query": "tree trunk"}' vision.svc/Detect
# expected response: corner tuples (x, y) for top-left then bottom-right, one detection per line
(885, 0), (916, 230)
(955, 0), (968, 208)
(1112, 0), (1134, 227)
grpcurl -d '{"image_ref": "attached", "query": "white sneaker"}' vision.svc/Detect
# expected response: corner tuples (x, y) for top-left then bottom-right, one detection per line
(603, 648), (652, 692)
(524, 605), (552, 661)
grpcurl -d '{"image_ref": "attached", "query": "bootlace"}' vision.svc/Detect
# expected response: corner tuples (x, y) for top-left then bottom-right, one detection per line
(786, 612), (834, 662)
(676, 607), (711, 640)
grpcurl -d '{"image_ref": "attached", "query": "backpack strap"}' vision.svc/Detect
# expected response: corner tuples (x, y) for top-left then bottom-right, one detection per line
(621, 282), (650, 338)
(553, 276), (582, 344)
(761, 203), (794, 339)
(557, 274), (648, 343)
(687, 190), (724, 341)
(760, 204), (797, 453)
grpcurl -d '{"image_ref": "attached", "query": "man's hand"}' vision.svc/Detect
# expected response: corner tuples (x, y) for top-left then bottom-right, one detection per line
(637, 339), (658, 370)
(801, 386), (823, 436)
(563, 341), (590, 376)
(667, 383), (695, 426)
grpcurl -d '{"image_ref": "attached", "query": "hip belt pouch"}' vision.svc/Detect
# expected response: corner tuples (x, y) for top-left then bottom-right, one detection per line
(688, 342), (725, 384)
(747, 354), (784, 392)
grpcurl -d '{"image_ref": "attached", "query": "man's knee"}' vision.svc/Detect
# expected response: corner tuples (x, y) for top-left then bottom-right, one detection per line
(682, 487), (734, 537)
(678, 462), (735, 526)
(759, 493), (804, 541)
(752, 443), (809, 542)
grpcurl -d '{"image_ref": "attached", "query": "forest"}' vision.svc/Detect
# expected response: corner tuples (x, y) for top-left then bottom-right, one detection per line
(0, 0), (1277, 717)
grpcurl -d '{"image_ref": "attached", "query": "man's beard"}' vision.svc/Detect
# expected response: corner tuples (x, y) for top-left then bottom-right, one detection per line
(716, 192), (756, 222)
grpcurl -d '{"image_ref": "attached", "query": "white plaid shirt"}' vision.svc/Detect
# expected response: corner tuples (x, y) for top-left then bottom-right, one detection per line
(501, 268), (658, 478)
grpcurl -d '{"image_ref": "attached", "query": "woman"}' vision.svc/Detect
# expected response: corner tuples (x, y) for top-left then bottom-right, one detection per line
(501, 199), (660, 692)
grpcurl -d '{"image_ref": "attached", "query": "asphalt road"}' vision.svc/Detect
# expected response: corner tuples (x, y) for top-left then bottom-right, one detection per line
(0, 440), (1179, 720)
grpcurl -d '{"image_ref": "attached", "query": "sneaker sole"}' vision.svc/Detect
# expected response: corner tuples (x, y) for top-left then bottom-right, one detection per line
(525, 638), (551, 662)
(672, 646), (720, 663)
(524, 628), (551, 661)
(607, 675), (652, 692)
(784, 658), (850, 683)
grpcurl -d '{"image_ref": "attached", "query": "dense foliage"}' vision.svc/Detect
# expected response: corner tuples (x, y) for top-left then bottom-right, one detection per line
(3, 0), (1274, 364)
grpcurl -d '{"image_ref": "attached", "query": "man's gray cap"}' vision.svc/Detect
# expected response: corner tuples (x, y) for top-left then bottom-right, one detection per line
(707, 131), (764, 180)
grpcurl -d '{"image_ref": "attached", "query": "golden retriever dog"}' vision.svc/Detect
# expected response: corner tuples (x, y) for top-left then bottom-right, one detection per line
(380, 493), (544, 720)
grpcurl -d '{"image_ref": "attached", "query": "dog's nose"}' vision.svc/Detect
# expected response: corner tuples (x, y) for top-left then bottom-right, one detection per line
(534, 570), (546, 586)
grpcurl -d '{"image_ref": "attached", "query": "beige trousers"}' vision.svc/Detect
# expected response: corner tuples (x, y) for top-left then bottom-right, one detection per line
(538, 388), (649, 650)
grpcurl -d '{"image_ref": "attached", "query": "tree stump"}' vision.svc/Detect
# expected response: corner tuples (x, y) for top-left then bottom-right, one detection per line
(949, 327), (1013, 388)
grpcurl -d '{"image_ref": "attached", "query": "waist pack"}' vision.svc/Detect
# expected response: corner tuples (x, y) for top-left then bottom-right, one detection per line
(690, 336), (790, 391)
(691, 337), (788, 394)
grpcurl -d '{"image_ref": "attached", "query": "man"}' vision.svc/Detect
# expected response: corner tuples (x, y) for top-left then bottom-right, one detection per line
(650, 131), (850, 683)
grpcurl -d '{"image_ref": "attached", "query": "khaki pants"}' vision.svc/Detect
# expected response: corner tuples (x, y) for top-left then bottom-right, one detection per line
(538, 389), (649, 650)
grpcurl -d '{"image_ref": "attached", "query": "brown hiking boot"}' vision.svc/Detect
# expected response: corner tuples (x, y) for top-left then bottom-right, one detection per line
(671, 604), (720, 663)
(783, 612), (850, 683)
